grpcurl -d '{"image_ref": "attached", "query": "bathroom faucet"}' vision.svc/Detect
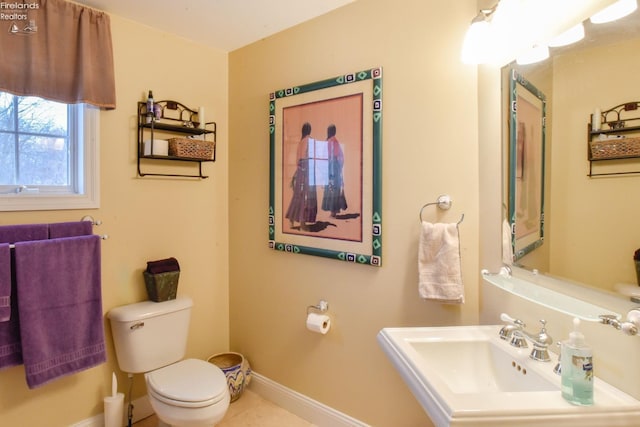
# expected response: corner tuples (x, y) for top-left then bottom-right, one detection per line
(499, 313), (553, 362)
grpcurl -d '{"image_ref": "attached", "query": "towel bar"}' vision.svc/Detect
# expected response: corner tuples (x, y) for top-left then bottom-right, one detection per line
(7, 234), (108, 249)
(419, 194), (464, 225)
(3, 217), (108, 248)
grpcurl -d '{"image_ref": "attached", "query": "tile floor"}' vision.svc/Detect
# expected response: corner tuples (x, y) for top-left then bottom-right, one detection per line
(134, 389), (316, 427)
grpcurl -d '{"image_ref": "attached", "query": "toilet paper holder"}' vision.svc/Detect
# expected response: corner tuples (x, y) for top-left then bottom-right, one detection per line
(307, 300), (329, 314)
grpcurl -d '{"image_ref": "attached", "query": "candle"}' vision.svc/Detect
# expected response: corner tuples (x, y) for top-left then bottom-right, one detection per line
(593, 108), (601, 131)
(198, 107), (205, 129)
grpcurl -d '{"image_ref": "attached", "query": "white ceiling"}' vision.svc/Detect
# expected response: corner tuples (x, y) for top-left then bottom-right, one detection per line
(74, 0), (355, 52)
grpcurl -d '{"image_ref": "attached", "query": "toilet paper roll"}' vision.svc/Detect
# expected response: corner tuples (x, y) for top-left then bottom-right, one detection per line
(306, 312), (331, 334)
(143, 139), (169, 156)
(104, 392), (124, 427)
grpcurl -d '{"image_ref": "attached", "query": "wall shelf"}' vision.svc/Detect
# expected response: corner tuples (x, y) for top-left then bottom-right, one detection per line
(482, 269), (619, 322)
(137, 100), (216, 179)
(588, 102), (640, 177)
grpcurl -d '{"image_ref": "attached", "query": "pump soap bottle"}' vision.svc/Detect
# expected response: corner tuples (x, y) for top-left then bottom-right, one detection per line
(561, 317), (594, 405)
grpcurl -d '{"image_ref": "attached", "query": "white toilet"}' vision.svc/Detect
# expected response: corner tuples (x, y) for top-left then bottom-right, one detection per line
(108, 296), (230, 427)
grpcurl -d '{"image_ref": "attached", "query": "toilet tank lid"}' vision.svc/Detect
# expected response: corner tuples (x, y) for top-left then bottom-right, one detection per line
(108, 296), (193, 322)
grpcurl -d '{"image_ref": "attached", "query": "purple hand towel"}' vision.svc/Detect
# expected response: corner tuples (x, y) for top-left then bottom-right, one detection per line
(48, 221), (93, 238)
(14, 235), (106, 388)
(0, 223), (48, 370)
(146, 257), (180, 274)
(0, 243), (10, 322)
(0, 223), (48, 244)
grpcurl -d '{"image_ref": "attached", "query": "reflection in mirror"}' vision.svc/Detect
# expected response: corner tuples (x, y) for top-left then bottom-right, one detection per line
(502, 9), (640, 298)
(507, 70), (546, 261)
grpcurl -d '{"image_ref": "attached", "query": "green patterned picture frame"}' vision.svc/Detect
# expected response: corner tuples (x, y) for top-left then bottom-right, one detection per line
(269, 67), (382, 266)
(508, 69), (546, 261)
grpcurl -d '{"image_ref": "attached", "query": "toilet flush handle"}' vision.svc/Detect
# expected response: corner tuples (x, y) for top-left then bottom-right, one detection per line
(130, 321), (144, 330)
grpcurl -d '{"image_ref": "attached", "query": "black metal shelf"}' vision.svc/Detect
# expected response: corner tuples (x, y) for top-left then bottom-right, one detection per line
(137, 100), (216, 179)
(139, 121), (215, 135)
(587, 102), (640, 177)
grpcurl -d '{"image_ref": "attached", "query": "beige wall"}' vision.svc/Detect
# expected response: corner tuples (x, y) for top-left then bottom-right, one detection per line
(549, 38), (640, 290)
(229, 1), (479, 425)
(0, 14), (229, 426)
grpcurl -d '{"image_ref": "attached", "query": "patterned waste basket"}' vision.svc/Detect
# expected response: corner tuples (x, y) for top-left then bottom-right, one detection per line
(207, 352), (252, 402)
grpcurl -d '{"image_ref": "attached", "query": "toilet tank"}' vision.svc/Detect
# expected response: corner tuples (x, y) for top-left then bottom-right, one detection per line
(108, 296), (193, 374)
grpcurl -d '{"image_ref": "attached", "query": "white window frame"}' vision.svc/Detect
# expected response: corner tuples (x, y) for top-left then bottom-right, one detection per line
(0, 103), (100, 212)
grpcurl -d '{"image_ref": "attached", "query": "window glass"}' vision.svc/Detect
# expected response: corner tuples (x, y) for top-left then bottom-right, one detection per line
(0, 93), (99, 211)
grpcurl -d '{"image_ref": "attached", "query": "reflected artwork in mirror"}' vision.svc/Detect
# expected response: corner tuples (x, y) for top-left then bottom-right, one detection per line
(507, 70), (546, 261)
(501, 9), (640, 296)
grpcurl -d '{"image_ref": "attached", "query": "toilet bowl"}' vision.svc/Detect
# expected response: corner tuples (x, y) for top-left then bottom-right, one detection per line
(145, 359), (230, 427)
(108, 297), (231, 427)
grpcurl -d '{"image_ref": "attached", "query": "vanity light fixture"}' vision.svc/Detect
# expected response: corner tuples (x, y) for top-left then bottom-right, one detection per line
(548, 22), (585, 47)
(516, 44), (550, 65)
(460, 8), (495, 64)
(590, 0), (637, 23)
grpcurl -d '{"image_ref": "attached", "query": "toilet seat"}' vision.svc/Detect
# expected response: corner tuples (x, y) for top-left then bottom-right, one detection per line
(146, 358), (228, 409)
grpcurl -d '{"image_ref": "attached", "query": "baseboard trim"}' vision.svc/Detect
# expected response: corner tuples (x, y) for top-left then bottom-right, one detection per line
(73, 373), (368, 427)
(249, 372), (370, 427)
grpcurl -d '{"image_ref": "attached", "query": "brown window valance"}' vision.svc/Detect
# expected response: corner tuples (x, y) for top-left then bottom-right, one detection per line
(0, 0), (116, 109)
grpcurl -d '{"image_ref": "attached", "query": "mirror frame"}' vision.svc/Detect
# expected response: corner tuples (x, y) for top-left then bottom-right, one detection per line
(508, 69), (547, 260)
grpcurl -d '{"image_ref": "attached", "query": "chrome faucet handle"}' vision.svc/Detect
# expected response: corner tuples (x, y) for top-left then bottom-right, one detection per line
(499, 313), (526, 341)
(499, 313), (525, 341)
(500, 313), (525, 327)
(510, 330), (528, 348)
(600, 313), (639, 336)
(499, 325), (516, 340)
(527, 320), (552, 362)
(534, 319), (553, 347)
(553, 342), (562, 375)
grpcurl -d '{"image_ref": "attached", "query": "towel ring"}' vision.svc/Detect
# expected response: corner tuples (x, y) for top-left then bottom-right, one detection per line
(419, 194), (464, 225)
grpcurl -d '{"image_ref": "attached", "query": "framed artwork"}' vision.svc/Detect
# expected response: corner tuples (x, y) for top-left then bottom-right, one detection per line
(508, 69), (546, 260)
(269, 67), (382, 266)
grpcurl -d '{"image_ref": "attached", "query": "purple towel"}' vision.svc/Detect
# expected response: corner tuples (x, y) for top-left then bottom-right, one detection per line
(0, 223), (48, 370)
(48, 221), (93, 238)
(14, 235), (106, 388)
(146, 257), (180, 274)
(0, 223), (48, 243)
(0, 244), (10, 322)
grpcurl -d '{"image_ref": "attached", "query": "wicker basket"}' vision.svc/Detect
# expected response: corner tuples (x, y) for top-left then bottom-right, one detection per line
(590, 136), (640, 160)
(168, 137), (214, 160)
(207, 352), (252, 402)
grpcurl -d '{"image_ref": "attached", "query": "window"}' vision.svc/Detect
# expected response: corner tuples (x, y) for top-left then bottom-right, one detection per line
(307, 138), (329, 186)
(0, 93), (99, 211)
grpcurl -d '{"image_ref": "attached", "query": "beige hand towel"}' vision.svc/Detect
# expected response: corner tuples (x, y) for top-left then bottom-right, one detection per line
(418, 221), (464, 304)
(502, 218), (514, 265)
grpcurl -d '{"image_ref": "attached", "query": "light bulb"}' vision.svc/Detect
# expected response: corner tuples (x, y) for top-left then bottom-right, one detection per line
(461, 16), (491, 64)
(591, 0), (637, 24)
(516, 44), (549, 65)
(548, 23), (585, 47)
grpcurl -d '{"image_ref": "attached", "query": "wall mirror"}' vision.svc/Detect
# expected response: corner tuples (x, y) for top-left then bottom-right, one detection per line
(502, 8), (640, 296)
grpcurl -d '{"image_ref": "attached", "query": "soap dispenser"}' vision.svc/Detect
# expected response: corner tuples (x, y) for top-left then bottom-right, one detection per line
(560, 317), (593, 405)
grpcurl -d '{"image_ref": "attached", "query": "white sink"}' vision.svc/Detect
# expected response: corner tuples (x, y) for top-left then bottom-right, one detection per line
(377, 325), (640, 427)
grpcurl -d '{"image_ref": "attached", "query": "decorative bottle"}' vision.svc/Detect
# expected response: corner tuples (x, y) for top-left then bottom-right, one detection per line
(146, 90), (154, 123)
(560, 317), (594, 405)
